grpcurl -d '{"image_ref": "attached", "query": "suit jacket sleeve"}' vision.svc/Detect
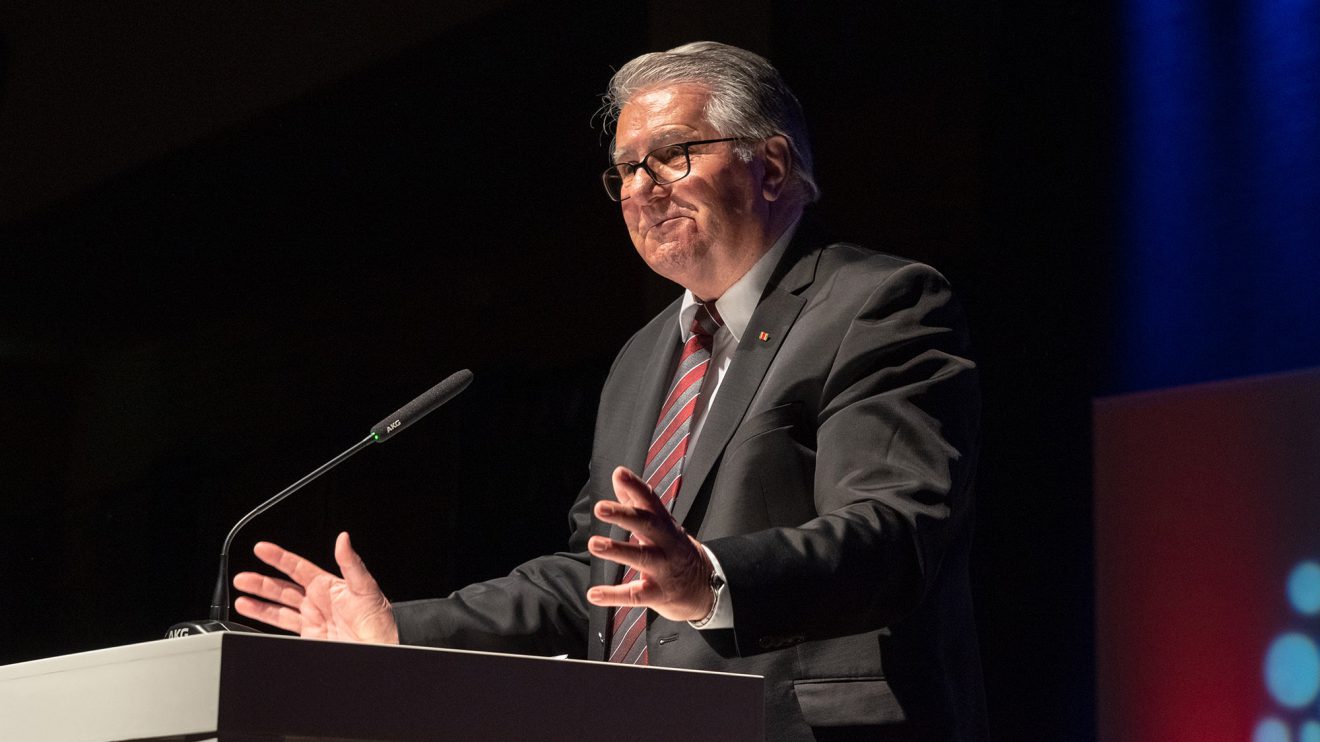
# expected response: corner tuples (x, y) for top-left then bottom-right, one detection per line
(705, 260), (980, 654)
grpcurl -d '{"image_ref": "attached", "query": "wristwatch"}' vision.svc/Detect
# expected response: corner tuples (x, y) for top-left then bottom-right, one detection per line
(691, 569), (725, 628)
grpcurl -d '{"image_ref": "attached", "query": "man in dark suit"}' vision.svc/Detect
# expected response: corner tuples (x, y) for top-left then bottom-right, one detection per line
(234, 42), (985, 741)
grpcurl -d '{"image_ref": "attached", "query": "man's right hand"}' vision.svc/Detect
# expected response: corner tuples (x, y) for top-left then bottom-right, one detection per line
(232, 531), (400, 644)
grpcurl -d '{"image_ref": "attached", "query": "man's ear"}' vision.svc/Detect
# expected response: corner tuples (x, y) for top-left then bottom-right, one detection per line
(760, 135), (792, 202)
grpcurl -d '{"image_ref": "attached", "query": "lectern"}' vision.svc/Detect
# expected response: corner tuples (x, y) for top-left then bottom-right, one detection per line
(0, 633), (763, 741)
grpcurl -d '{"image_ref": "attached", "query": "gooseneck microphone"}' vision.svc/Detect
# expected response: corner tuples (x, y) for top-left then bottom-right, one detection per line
(168, 369), (474, 637)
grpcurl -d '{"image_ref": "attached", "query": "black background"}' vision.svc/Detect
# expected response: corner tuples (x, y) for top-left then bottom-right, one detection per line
(0, 2), (1111, 739)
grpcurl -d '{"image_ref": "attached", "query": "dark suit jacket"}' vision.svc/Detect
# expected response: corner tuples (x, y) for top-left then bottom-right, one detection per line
(395, 229), (986, 741)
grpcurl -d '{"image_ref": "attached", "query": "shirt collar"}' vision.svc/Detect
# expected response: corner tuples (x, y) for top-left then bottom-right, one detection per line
(678, 219), (800, 344)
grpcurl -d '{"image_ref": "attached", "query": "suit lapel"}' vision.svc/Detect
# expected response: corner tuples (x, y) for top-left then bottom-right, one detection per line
(671, 240), (823, 528)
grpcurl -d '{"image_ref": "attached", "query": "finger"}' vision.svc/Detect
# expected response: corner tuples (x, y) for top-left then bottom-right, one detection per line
(334, 531), (382, 596)
(611, 467), (658, 510)
(252, 541), (333, 587)
(596, 497), (679, 547)
(233, 595), (304, 634)
(587, 535), (662, 575)
(233, 571), (305, 609)
(587, 577), (659, 607)
(593, 499), (646, 528)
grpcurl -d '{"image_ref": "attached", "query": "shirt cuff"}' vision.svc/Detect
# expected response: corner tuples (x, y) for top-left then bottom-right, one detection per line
(689, 544), (734, 630)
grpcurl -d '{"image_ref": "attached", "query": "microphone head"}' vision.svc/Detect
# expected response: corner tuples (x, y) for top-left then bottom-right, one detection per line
(371, 369), (473, 442)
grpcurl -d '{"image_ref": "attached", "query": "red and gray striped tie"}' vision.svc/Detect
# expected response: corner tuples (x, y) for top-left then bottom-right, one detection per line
(607, 303), (724, 665)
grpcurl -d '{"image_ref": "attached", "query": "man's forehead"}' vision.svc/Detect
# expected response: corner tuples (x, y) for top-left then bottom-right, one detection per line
(613, 84), (713, 157)
(615, 126), (699, 156)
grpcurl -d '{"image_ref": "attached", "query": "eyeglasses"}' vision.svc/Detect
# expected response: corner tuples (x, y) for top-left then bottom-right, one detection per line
(601, 137), (744, 202)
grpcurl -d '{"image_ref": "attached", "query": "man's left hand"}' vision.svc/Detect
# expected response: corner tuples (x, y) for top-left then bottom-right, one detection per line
(586, 466), (714, 622)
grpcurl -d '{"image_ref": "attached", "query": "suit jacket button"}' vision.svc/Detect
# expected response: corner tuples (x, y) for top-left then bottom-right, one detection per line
(598, 631), (605, 644)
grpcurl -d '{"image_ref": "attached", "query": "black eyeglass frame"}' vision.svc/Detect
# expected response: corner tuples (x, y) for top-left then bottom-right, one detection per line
(601, 137), (746, 202)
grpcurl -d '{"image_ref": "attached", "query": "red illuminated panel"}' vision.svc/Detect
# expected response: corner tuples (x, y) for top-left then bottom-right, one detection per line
(1095, 368), (1320, 742)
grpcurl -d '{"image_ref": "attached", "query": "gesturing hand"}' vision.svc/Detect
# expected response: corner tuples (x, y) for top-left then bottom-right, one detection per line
(586, 466), (714, 622)
(232, 531), (400, 644)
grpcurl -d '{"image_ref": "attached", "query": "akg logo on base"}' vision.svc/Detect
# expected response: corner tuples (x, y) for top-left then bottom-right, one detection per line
(386, 419), (402, 433)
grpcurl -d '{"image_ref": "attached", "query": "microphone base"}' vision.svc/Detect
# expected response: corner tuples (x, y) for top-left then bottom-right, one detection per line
(166, 619), (262, 639)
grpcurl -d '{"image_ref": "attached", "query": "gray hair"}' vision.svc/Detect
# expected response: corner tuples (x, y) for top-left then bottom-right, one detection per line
(603, 41), (820, 204)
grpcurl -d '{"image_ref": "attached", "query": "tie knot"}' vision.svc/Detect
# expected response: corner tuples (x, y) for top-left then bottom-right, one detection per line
(691, 302), (724, 338)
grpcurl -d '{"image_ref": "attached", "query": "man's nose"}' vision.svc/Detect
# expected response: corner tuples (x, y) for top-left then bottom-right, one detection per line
(625, 167), (667, 202)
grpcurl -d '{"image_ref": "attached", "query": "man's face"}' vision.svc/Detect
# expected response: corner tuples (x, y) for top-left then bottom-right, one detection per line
(613, 83), (770, 299)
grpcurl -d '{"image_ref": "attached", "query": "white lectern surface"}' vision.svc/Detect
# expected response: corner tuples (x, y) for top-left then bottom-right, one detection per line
(0, 632), (763, 741)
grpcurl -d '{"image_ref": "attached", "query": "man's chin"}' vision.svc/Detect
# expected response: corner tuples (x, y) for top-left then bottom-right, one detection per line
(639, 240), (705, 283)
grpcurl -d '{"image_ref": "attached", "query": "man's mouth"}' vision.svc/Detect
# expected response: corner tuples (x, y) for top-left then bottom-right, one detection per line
(645, 216), (688, 235)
